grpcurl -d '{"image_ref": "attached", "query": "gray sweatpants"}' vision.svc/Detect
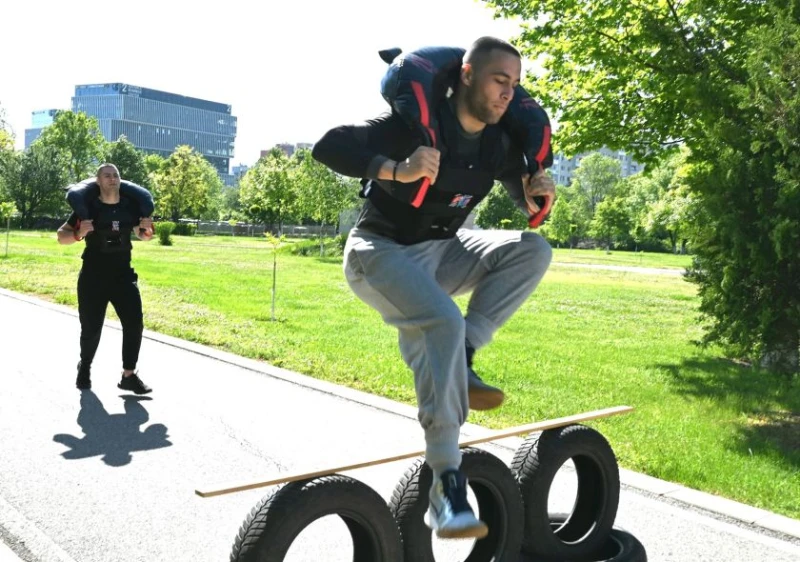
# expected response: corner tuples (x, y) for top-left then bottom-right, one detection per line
(343, 226), (552, 473)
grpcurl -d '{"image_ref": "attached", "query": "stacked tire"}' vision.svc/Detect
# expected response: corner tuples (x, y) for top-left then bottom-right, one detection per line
(388, 447), (524, 561)
(228, 423), (646, 561)
(229, 474), (404, 562)
(511, 424), (646, 561)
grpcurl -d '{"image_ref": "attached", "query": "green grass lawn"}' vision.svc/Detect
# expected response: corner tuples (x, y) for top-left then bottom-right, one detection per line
(1, 230), (797, 519)
(551, 247), (692, 269)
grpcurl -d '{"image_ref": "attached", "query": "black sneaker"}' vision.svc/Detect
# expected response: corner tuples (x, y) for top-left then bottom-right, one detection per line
(118, 373), (152, 395)
(466, 343), (504, 410)
(76, 361), (91, 390)
(425, 469), (488, 539)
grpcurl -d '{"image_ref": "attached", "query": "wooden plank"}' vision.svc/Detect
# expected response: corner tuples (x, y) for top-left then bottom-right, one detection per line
(195, 405), (633, 498)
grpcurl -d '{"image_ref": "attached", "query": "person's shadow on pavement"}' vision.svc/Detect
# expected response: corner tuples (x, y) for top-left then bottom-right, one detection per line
(53, 390), (172, 467)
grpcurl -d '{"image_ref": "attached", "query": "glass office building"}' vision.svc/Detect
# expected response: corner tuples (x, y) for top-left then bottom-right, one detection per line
(72, 83), (237, 175)
(24, 109), (59, 148)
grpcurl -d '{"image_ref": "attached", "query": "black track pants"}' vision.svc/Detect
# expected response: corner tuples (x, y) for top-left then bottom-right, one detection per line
(77, 266), (143, 371)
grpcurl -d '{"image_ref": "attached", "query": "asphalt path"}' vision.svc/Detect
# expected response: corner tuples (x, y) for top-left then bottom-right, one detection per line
(1, 289), (798, 562)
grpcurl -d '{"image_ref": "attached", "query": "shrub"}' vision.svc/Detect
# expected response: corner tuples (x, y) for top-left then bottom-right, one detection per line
(289, 236), (345, 257)
(174, 222), (198, 236)
(156, 221), (175, 246)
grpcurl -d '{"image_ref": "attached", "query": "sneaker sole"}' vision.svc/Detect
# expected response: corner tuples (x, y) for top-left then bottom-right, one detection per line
(468, 388), (504, 410)
(117, 384), (152, 395)
(436, 522), (489, 540)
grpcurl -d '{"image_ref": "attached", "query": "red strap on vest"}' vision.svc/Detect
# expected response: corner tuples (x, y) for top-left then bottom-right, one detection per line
(528, 195), (553, 229)
(409, 81), (437, 208)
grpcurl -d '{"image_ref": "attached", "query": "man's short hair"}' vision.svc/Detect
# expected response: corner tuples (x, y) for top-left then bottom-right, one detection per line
(464, 36), (521, 71)
(95, 163), (119, 177)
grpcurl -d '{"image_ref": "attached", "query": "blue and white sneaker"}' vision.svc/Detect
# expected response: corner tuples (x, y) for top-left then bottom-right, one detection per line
(424, 469), (488, 539)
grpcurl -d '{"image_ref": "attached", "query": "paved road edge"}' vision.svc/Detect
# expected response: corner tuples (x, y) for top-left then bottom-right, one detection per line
(2, 287), (798, 549)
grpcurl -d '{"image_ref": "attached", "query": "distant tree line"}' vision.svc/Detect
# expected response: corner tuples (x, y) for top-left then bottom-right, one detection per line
(475, 150), (694, 254)
(0, 110), (360, 232)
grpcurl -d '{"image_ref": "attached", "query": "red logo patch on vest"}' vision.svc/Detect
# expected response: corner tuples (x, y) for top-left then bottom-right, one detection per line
(449, 194), (473, 208)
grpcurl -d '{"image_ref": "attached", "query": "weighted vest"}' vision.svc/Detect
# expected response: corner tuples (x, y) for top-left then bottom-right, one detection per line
(81, 196), (138, 255)
(65, 177), (154, 221)
(365, 100), (505, 245)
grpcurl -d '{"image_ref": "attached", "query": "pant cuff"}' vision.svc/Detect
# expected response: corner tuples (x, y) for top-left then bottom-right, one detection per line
(424, 425), (462, 473)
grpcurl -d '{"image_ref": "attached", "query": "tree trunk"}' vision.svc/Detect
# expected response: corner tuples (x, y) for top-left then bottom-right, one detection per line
(760, 332), (800, 375)
(271, 250), (277, 322)
(319, 221), (325, 257)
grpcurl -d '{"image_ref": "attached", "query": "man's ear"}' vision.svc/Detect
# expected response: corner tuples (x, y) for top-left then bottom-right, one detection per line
(460, 63), (474, 87)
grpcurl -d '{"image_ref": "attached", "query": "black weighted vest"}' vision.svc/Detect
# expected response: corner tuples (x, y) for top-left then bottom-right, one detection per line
(364, 102), (505, 245)
(83, 196), (137, 254)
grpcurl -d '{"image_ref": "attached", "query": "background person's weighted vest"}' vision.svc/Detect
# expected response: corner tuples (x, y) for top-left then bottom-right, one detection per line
(65, 178), (154, 221)
(83, 197), (137, 254)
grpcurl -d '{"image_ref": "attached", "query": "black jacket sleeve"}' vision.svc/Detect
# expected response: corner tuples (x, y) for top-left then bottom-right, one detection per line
(311, 112), (422, 180)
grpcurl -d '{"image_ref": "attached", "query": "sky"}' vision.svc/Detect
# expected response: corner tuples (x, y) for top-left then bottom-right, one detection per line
(1, 0), (534, 168)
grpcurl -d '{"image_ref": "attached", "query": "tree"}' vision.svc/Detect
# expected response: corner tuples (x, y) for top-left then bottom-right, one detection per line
(105, 135), (150, 189)
(293, 148), (359, 254)
(571, 153), (621, 215)
(645, 183), (694, 254)
(589, 196), (632, 250)
(36, 111), (107, 184)
(0, 116), (17, 195)
(546, 196), (577, 247)
(684, 5), (800, 373)
(264, 232), (287, 321)
(0, 104), (10, 135)
(0, 131), (15, 193)
(0, 105), (13, 150)
(1, 144), (67, 227)
(618, 151), (686, 251)
(239, 148), (298, 233)
(0, 122), (13, 153)
(219, 184), (243, 221)
(485, 0), (800, 373)
(143, 153), (167, 177)
(199, 162), (224, 221)
(484, 0), (769, 159)
(555, 181), (593, 240)
(617, 174), (659, 251)
(474, 184), (529, 230)
(152, 146), (222, 221)
(1, 200), (16, 257)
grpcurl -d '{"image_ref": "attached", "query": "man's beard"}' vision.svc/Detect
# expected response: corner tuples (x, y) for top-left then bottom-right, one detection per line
(466, 90), (502, 125)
